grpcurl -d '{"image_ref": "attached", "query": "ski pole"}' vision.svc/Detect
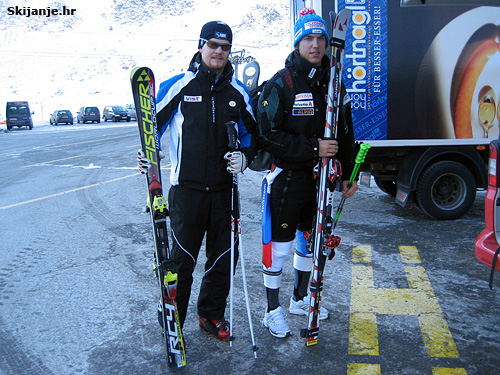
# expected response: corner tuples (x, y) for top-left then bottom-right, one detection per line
(333, 142), (371, 229)
(237, 214), (258, 358)
(225, 121), (258, 357)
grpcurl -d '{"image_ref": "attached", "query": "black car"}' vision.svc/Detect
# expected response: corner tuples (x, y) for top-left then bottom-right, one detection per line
(102, 106), (131, 122)
(77, 107), (100, 124)
(50, 110), (73, 125)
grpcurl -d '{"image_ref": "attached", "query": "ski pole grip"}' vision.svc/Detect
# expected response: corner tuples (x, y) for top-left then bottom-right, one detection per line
(349, 143), (371, 185)
(355, 143), (371, 164)
(225, 121), (237, 151)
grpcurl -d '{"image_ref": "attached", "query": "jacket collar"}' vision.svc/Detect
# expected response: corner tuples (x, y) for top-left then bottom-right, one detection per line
(188, 52), (234, 88)
(285, 50), (329, 86)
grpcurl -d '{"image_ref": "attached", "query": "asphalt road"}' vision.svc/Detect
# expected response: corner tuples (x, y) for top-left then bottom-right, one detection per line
(0, 122), (499, 375)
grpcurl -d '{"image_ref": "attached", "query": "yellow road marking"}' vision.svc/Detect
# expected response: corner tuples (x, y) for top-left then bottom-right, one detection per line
(353, 245), (372, 263)
(347, 363), (381, 375)
(348, 245), (459, 358)
(432, 368), (467, 375)
(22, 155), (86, 167)
(0, 173), (140, 210)
(399, 245), (422, 264)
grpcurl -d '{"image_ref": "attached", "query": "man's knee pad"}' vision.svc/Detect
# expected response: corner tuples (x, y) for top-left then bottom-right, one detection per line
(266, 240), (293, 273)
(294, 230), (313, 271)
(293, 251), (313, 272)
(263, 271), (282, 289)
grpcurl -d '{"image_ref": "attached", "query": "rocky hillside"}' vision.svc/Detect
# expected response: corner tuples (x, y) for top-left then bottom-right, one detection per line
(0, 0), (290, 119)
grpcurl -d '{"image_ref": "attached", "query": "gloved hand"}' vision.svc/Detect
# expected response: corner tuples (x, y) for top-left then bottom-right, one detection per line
(137, 149), (165, 174)
(224, 151), (247, 174)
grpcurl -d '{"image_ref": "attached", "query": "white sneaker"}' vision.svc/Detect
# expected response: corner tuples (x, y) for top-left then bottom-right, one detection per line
(262, 306), (291, 338)
(289, 296), (330, 320)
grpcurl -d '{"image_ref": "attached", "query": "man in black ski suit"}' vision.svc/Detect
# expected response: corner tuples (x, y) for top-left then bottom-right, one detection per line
(138, 21), (256, 340)
(256, 8), (358, 338)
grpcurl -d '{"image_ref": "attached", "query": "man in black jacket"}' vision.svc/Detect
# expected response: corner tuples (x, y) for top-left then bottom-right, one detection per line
(256, 8), (358, 338)
(138, 21), (256, 341)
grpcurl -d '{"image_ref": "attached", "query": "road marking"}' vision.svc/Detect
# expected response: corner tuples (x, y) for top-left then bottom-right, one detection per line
(0, 173), (140, 209)
(1, 162), (171, 210)
(347, 363), (381, 374)
(0, 134), (135, 156)
(349, 245), (460, 358)
(21, 155), (86, 167)
(432, 368), (467, 375)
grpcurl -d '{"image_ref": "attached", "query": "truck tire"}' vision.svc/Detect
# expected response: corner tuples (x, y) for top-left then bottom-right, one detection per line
(416, 161), (476, 220)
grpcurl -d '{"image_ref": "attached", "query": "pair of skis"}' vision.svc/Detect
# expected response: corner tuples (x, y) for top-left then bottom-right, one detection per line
(300, 8), (353, 346)
(130, 67), (186, 370)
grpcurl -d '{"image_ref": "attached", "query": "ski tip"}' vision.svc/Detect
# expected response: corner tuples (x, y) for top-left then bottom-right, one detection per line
(338, 8), (352, 19)
(130, 66), (141, 80)
(130, 66), (153, 81)
(329, 11), (337, 23)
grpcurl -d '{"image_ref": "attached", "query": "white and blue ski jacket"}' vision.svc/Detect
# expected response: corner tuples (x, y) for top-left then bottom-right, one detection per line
(156, 52), (256, 191)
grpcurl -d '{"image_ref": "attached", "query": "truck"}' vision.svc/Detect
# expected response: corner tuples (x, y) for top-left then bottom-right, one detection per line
(290, 0), (500, 219)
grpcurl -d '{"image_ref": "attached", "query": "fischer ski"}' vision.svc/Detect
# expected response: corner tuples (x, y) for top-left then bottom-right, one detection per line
(130, 67), (186, 370)
(300, 8), (351, 346)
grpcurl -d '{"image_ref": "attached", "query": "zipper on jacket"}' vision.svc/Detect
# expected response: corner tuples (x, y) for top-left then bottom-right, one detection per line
(211, 95), (216, 124)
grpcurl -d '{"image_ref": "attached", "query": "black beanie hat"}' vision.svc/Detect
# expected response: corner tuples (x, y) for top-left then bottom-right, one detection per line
(198, 21), (233, 49)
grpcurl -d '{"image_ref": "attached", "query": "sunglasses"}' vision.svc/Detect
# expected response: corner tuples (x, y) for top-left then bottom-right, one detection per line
(200, 38), (232, 52)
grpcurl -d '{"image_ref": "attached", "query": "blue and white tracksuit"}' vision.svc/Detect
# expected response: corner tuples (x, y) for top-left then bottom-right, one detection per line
(156, 52), (256, 326)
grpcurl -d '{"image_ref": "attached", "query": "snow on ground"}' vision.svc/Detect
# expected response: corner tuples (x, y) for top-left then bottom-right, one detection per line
(0, 0), (290, 122)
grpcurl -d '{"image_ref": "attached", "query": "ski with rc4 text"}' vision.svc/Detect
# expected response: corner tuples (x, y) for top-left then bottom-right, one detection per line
(300, 8), (351, 346)
(130, 67), (186, 370)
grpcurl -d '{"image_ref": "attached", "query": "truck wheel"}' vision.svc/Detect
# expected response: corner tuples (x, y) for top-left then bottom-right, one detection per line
(374, 177), (397, 197)
(416, 161), (476, 220)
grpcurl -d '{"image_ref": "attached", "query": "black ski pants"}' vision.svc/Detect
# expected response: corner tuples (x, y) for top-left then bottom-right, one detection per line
(168, 185), (238, 327)
(270, 169), (317, 242)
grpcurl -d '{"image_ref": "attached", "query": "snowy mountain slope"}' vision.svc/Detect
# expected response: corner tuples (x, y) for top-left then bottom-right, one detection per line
(0, 0), (290, 121)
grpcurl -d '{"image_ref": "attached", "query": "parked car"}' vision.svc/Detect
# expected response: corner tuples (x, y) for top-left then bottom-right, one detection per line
(6, 101), (33, 130)
(125, 104), (136, 120)
(102, 106), (130, 122)
(77, 107), (100, 124)
(475, 137), (500, 286)
(50, 110), (73, 125)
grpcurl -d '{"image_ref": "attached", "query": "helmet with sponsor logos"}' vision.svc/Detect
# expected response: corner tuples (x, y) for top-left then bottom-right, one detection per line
(293, 8), (329, 47)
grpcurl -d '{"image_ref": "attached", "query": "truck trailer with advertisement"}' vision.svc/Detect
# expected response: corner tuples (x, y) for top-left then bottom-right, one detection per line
(291, 0), (500, 219)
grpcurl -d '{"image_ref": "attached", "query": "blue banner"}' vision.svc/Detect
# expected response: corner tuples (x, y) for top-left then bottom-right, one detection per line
(339, 0), (388, 140)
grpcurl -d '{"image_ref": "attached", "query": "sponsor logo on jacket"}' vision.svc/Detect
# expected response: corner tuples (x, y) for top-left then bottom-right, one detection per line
(293, 93), (315, 116)
(184, 95), (202, 102)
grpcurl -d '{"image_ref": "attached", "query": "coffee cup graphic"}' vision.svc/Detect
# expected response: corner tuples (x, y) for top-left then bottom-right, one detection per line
(416, 7), (500, 139)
